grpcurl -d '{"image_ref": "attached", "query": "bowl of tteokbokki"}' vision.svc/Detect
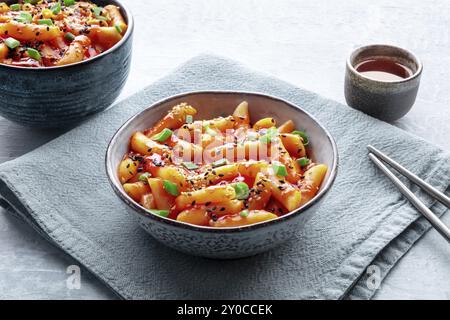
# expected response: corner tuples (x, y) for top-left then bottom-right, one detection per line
(0, 0), (133, 127)
(106, 91), (338, 259)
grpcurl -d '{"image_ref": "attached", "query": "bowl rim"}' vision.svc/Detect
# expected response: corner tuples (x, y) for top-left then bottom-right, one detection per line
(0, 0), (134, 71)
(346, 43), (423, 84)
(105, 90), (339, 233)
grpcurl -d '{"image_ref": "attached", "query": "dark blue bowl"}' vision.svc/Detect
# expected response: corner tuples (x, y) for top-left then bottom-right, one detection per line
(0, 0), (133, 127)
(106, 91), (339, 259)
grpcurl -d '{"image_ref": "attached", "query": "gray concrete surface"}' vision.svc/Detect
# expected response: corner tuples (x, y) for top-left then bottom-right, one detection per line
(0, 0), (449, 299)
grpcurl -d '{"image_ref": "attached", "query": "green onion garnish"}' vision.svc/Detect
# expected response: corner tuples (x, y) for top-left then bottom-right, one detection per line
(272, 161), (288, 177)
(114, 24), (122, 34)
(38, 19), (53, 26)
(64, 0), (75, 6)
(239, 210), (249, 217)
(163, 180), (179, 196)
(260, 127), (278, 144)
(297, 157), (310, 167)
(4, 37), (20, 49)
(16, 12), (32, 23)
(10, 4), (21, 11)
(211, 158), (228, 168)
(26, 48), (41, 61)
(182, 162), (199, 170)
(24, 0), (39, 3)
(232, 182), (250, 200)
(92, 6), (103, 16)
(92, 6), (108, 21)
(292, 130), (309, 146)
(186, 115), (193, 124)
(151, 128), (173, 142)
(51, 1), (61, 14)
(204, 124), (217, 136)
(138, 172), (150, 182)
(147, 209), (170, 217)
(64, 32), (75, 42)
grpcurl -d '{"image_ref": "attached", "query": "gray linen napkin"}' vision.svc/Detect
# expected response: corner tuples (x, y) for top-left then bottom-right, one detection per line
(0, 54), (449, 300)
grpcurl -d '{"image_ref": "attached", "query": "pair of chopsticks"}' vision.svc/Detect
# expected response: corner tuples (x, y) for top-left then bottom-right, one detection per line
(368, 145), (450, 243)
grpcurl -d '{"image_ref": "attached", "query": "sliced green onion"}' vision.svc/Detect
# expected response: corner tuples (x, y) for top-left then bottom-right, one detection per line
(186, 115), (193, 124)
(204, 124), (217, 136)
(4, 37), (20, 49)
(292, 130), (309, 146)
(147, 209), (170, 217)
(24, 0), (39, 3)
(297, 157), (310, 167)
(92, 6), (108, 21)
(260, 127), (278, 144)
(151, 128), (173, 142)
(64, 32), (75, 42)
(272, 161), (288, 177)
(239, 210), (249, 217)
(64, 0), (75, 6)
(51, 1), (61, 14)
(10, 4), (21, 11)
(26, 48), (41, 61)
(211, 158), (228, 168)
(92, 6), (103, 16)
(182, 161), (199, 170)
(16, 12), (32, 23)
(138, 172), (150, 182)
(163, 180), (179, 196)
(232, 182), (250, 200)
(38, 19), (53, 26)
(114, 24), (122, 34)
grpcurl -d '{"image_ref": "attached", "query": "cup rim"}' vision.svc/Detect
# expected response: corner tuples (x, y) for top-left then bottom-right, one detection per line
(105, 90), (339, 234)
(0, 0), (134, 72)
(346, 43), (423, 84)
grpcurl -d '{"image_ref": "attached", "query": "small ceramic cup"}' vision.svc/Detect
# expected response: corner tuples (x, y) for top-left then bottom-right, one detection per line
(345, 44), (423, 122)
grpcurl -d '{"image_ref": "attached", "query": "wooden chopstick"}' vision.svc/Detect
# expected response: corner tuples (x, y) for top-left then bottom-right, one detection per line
(368, 145), (450, 208)
(368, 149), (450, 243)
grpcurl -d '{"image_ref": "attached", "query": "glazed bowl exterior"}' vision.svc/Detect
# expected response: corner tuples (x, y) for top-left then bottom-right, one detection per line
(106, 91), (338, 259)
(0, 0), (133, 127)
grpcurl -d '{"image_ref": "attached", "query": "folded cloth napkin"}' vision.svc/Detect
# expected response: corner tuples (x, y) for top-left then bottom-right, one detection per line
(0, 54), (449, 300)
